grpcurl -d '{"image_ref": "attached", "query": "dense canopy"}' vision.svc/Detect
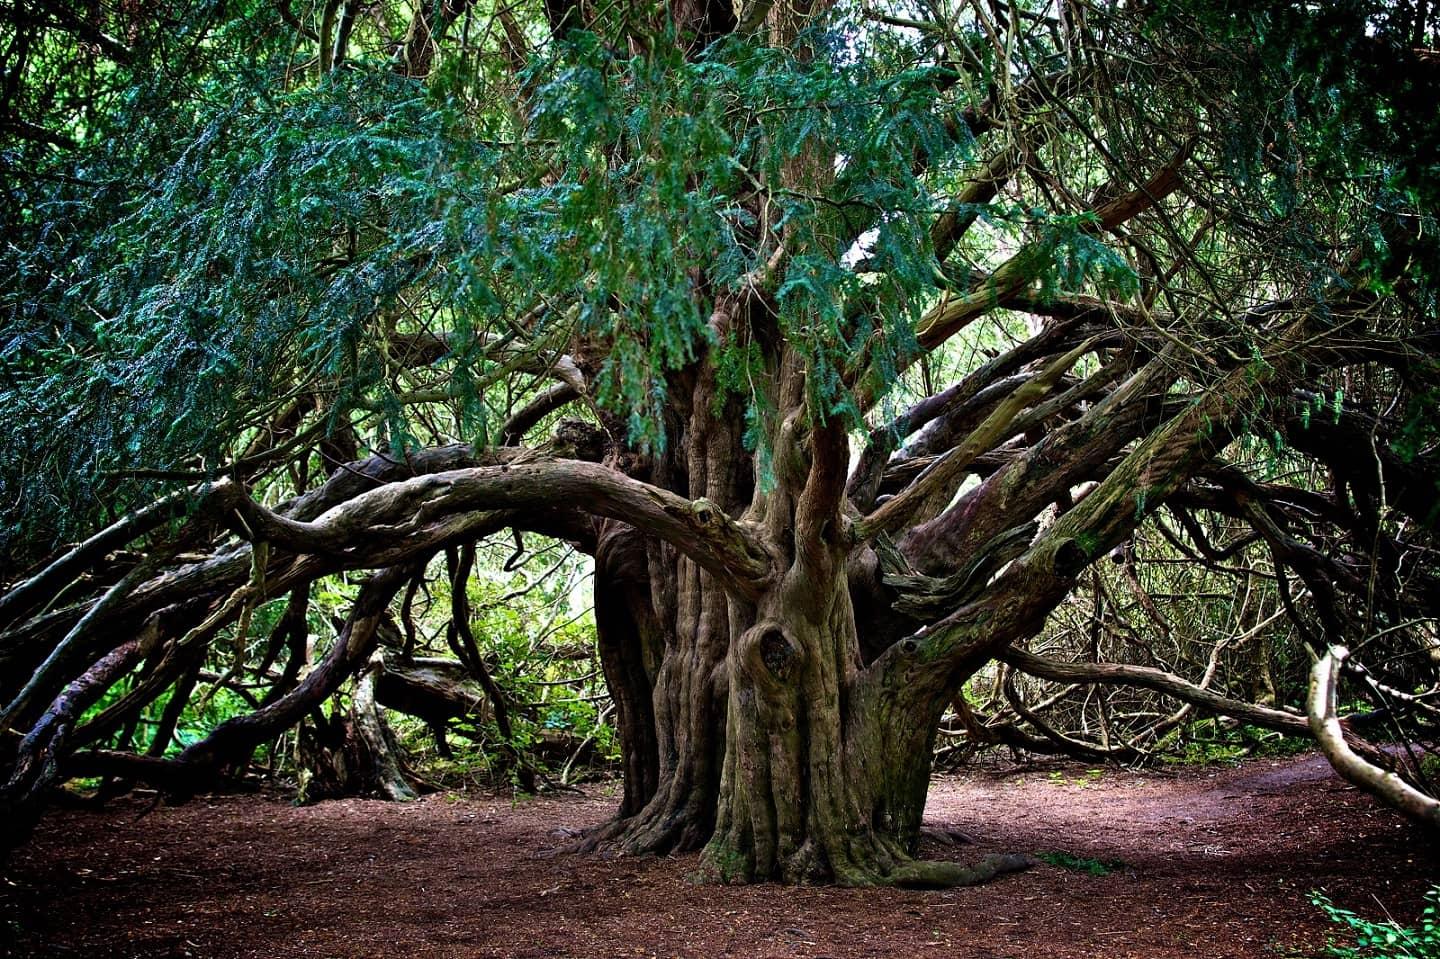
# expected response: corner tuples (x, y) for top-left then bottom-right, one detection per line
(1, 0), (1438, 885)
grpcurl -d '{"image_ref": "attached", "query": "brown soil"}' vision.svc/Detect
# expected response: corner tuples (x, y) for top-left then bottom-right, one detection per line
(2, 752), (1434, 959)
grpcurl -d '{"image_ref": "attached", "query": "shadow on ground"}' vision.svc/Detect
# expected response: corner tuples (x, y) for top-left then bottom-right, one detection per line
(3, 752), (1433, 959)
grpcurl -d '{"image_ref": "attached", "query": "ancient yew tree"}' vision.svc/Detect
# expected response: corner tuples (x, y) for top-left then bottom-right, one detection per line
(2, 0), (1439, 882)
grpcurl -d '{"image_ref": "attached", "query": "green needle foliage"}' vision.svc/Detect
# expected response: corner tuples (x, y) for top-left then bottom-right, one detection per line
(0, 2), (1164, 562)
(0, 0), (1435, 893)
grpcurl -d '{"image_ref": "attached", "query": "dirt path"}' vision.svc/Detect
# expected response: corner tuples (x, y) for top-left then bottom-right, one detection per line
(3, 753), (1434, 959)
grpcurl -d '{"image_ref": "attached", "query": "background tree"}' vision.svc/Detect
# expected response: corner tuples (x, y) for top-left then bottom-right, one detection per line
(1, 0), (1438, 884)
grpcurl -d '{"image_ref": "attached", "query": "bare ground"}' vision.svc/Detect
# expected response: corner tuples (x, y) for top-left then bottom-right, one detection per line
(2, 752), (1434, 959)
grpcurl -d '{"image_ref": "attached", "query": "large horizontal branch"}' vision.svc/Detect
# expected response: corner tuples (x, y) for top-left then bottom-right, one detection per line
(846, 373), (1031, 513)
(218, 458), (772, 597)
(999, 646), (1310, 738)
(1091, 139), (1194, 231)
(0, 501), (588, 700)
(284, 443), (539, 522)
(881, 319), (1322, 695)
(61, 750), (226, 794)
(848, 309), (1112, 517)
(900, 347), (1175, 574)
(1001, 665), (1140, 762)
(0, 511), (601, 751)
(0, 436), (606, 668)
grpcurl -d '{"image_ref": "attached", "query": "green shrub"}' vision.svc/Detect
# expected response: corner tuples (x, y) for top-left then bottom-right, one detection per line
(1312, 887), (1440, 958)
(1036, 851), (1124, 876)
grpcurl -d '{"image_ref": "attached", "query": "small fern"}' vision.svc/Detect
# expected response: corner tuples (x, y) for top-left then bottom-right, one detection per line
(1313, 887), (1440, 959)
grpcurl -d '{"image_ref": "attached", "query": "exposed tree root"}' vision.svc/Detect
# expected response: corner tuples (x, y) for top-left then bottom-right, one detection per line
(696, 825), (1036, 888)
(888, 853), (1036, 889)
(566, 783), (715, 858)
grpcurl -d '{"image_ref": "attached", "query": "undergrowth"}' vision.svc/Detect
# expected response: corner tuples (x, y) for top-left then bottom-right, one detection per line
(1036, 852), (1125, 876)
(1313, 887), (1440, 959)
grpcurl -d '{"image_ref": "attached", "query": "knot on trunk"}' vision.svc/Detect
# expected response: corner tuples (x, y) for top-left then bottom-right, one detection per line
(552, 419), (607, 461)
(690, 498), (721, 527)
(1051, 537), (1090, 578)
(741, 622), (803, 684)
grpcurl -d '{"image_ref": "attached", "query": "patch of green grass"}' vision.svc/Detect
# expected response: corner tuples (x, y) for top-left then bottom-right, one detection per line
(1419, 754), (1440, 784)
(1044, 768), (1107, 788)
(1156, 723), (1312, 767)
(1036, 851), (1125, 876)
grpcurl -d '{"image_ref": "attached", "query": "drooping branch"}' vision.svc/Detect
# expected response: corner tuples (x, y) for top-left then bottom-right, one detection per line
(0, 554), (169, 733)
(500, 384), (581, 445)
(0, 504), (578, 704)
(1310, 646), (1440, 831)
(177, 564), (414, 771)
(0, 434), (603, 697)
(0, 611), (166, 851)
(0, 484), (196, 629)
(216, 459), (771, 596)
(999, 645), (1311, 739)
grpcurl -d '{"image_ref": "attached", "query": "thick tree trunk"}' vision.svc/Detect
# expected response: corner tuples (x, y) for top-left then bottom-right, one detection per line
(583, 359), (753, 854)
(701, 566), (1028, 886)
(583, 543), (733, 854)
(350, 654), (418, 802)
(594, 524), (662, 818)
(695, 367), (1031, 885)
(704, 570), (881, 884)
